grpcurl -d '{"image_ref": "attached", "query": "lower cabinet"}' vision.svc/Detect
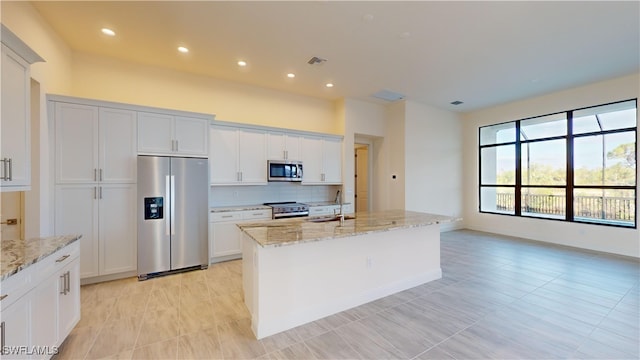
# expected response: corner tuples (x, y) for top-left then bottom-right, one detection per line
(55, 183), (136, 279)
(209, 209), (271, 263)
(0, 242), (80, 359)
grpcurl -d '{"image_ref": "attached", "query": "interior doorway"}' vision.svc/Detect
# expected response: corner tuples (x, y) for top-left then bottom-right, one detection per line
(354, 143), (370, 213)
(1, 192), (24, 240)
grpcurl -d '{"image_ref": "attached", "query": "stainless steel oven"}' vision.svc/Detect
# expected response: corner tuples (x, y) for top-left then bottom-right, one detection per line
(264, 202), (309, 219)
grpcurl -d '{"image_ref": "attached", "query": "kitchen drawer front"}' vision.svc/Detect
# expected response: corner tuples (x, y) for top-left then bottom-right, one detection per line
(210, 211), (243, 222)
(0, 266), (32, 310)
(32, 241), (80, 285)
(242, 210), (271, 220)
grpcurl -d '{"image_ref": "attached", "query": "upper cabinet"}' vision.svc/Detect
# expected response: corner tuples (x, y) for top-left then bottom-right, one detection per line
(55, 103), (137, 184)
(0, 25), (44, 192)
(138, 112), (208, 157)
(267, 132), (301, 161)
(210, 125), (267, 185)
(301, 136), (342, 184)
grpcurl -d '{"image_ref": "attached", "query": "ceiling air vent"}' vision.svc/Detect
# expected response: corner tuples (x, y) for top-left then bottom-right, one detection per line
(450, 100), (464, 105)
(371, 89), (406, 102)
(307, 56), (327, 65)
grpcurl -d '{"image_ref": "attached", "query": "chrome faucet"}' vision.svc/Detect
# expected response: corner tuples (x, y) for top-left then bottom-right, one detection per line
(334, 190), (344, 225)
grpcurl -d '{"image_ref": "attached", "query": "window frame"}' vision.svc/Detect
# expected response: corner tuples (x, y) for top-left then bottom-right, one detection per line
(478, 99), (637, 228)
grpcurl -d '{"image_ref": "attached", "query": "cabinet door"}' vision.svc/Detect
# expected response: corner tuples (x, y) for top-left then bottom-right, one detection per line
(238, 129), (267, 184)
(209, 126), (239, 184)
(322, 138), (343, 184)
(1, 297), (30, 359)
(137, 112), (173, 154)
(301, 136), (323, 184)
(100, 108), (137, 183)
(1, 45), (30, 189)
(55, 185), (99, 278)
(267, 132), (286, 160)
(99, 184), (137, 275)
(174, 117), (208, 156)
(31, 273), (58, 354)
(211, 221), (242, 257)
(284, 134), (301, 161)
(58, 257), (80, 341)
(55, 103), (99, 184)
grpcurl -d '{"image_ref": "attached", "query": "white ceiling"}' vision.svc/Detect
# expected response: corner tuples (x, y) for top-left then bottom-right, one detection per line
(31, 1), (640, 112)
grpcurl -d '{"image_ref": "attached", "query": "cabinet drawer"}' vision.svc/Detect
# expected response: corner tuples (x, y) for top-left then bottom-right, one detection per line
(242, 210), (271, 220)
(32, 241), (80, 285)
(0, 267), (32, 310)
(210, 212), (243, 222)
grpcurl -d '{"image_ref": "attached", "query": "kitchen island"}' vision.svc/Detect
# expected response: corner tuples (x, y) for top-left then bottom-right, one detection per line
(239, 210), (457, 339)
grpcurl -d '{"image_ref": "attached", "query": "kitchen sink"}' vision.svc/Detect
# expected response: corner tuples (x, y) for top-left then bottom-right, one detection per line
(306, 215), (356, 223)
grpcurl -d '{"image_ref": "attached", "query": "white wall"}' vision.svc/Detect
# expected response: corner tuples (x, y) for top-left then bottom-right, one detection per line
(384, 102), (407, 210)
(340, 98), (387, 211)
(463, 73), (640, 257)
(404, 101), (463, 231)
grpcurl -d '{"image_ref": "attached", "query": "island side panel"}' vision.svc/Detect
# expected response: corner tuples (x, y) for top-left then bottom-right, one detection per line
(245, 224), (441, 339)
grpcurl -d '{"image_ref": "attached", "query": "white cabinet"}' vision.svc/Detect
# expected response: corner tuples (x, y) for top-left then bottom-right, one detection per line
(0, 241), (80, 359)
(55, 184), (136, 279)
(210, 125), (267, 185)
(209, 209), (271, 262)
(308, 204), (340, 217)
(1, 45), (31, 190)
(301, 136), (343, 184)
(138, 112), (208, 156)
(267, 132), (301, 161)
(53, 99), (138, 280)
(55, 104), (137, 184)
(0, 26), (44, 192)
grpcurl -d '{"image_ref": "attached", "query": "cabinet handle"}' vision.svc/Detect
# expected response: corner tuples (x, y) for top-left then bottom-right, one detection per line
(175, 140), (179, 152)
(99, 186), (103, 199)
(94, 187), (97, 199)
(252, 213), (263, 216)
(56, 254), (71, 263)
(222, 215), (233, 218)
(284, 150), (288, 160)
(1, 321), (5, 355)
(99, 169), (103, 181)
(240, 172), (243, 181)
(94, 168), (98, 181)
(60, 273), (66, 294)
(7, 158), (11, 181)
(0, 294), (7, 301)
(0, 158), (5, 180)
(65, 271), (71, 294)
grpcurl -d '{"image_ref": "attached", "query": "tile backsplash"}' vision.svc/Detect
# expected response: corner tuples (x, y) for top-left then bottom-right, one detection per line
(210, 183), (341, 207)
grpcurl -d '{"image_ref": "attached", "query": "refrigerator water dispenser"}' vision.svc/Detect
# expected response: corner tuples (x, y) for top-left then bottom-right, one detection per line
(144, 197), (164, 220)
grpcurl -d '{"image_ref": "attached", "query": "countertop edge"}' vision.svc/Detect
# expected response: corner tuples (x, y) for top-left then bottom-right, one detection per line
(1, 235), (82, 282)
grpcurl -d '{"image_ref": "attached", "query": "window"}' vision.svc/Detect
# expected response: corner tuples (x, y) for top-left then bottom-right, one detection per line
(479, 99), (637, 228)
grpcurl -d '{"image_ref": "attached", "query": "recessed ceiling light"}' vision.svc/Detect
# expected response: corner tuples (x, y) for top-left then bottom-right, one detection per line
(101, 28), (116, 36)
(177, 46), (189, 53)
(238, 60), (247, 67)
(399, 31), (411, 39)
(287, 73), (295, 78)
(325, 83), (334, 88)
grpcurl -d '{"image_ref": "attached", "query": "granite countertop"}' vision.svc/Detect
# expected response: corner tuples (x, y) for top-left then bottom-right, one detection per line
(238, 209), (459, 247)
(1, 235), (82, 281)
(210, 204), (272, 213)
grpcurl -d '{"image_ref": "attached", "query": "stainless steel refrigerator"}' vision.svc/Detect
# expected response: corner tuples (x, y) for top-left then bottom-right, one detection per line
(137, 156), (209, 280)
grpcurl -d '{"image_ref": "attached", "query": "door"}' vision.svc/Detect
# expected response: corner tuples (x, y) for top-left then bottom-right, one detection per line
(174, 116), (208, 156)
(1, 298), (30, 359)
(55, 103), (99, 184)
(137, 156), (171, 276)
(100, 184), (137, 275)
(238, 129), (266, 184)
(55, 185), (99, 278)
(137, 112), (174, 154)
(1, 192), (22, 240)
(170, 157), (208, 270)
(1, 45), (30, 189)
(355, 145), (369, 212)
(99, 108), (137, 183)
(58, 257), (80, 340)
(209, 126), (239, 184)
(31, 272), (58, 352)
(323, 138), (343, 183)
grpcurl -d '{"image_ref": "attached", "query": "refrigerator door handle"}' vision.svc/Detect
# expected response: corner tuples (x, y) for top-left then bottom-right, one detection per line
(170, 175), (176, 235)
(165, 175), (171, 235)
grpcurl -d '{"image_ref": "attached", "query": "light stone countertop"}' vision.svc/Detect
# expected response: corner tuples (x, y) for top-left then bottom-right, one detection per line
(210, 204), (272, 213)
(1, 235), (81, 281)
(238, 209), (459, 247)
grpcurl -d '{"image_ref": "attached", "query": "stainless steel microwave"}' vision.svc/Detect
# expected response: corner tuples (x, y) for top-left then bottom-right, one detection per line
(268, 160), (303, 182)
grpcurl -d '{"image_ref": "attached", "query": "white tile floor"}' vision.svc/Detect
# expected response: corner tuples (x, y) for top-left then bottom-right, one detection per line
(55, 230), (640, 359)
